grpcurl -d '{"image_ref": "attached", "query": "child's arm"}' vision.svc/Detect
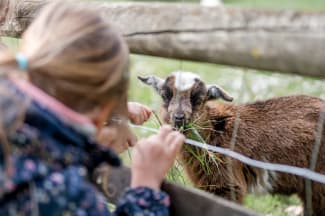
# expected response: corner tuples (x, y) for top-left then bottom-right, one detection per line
(115, 125), (184, 216)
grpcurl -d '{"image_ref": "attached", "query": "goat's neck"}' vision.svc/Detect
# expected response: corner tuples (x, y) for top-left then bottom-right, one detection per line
(179, 102), (237, 190)
(184, 102), (237, 142)
(184, 104), (212, 143)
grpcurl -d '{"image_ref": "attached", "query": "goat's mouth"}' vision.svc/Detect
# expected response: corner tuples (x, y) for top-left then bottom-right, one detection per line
(173, 119), (186, 129)
(172, 118), (192, 131)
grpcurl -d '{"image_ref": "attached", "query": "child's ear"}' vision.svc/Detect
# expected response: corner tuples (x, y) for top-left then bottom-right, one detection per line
(138, 75), (164, 95)
(206, 85), (233, 102)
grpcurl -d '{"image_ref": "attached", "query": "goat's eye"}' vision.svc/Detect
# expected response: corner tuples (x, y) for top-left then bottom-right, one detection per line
(162, 88), (173, 101)
(191, 93), (202, 106)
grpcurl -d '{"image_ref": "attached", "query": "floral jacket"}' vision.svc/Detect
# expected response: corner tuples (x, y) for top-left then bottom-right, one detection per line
(0, 76), (170, 216)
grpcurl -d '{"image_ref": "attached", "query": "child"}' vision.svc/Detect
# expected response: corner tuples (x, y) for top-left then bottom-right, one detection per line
(0, 1), (184, 215)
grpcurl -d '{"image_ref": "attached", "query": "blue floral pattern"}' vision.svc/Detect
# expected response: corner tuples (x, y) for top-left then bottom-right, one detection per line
(116, 187), (170, 216)
(0, 78), (170, 215)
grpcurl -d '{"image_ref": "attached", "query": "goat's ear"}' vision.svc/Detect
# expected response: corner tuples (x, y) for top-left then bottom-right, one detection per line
(207, 85), (233, 102)
(138, 75), (164, 94)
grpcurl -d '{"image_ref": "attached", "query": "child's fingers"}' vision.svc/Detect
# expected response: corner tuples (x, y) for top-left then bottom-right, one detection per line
(145, 109), (152, 119)
(146, 109), (152, 116)
(135, 116), (141, 125)
(141, 108), (151, 122)
(132, 143), (146, 160)
(127, 132), (138, 147)
(165, 131), (180, 147)
(157, 125), (173, 139)
(130, 107), (151, 125)
(131, 116), (137, 124)
(141, 110), (147, 122)
(168, 134), (185, 157)
(140, 105), (151, 120)
(143, 105), (152, 113)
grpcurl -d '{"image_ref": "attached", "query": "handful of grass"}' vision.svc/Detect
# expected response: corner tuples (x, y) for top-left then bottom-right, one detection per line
(152, 112), (221, 177)
(181, 123), (222, 176)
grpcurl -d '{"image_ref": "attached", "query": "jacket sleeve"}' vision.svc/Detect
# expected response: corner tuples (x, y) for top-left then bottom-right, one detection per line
(114, 187), (170, 216)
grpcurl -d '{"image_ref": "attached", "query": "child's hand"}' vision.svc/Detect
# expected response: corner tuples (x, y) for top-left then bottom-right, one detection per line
(131, 125), (185, 190)
(128, 102), (151, 125)
(97, 124), (137, 154)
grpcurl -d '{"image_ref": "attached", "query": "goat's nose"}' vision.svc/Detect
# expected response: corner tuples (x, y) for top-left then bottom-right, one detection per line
(174, 113), (185, 121)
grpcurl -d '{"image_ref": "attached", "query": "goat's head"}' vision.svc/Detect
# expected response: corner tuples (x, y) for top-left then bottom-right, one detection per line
(138, 71), (233, 129)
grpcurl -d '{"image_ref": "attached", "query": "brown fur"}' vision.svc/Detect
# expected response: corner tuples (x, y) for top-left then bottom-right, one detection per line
(138, 73), (325, 215)
(173, 95), (325, 215)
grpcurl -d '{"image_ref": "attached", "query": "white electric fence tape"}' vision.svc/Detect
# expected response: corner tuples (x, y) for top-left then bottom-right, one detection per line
(130, 124), (325, 185)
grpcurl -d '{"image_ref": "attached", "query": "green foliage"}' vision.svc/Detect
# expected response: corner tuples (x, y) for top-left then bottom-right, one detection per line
(244, 194), (301, 216)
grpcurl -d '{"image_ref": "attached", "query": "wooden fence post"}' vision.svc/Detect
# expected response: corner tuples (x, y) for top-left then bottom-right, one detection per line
(0, 0), (45, 37)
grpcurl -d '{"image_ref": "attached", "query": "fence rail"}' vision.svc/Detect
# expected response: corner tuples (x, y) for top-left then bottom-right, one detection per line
(1, 0), (325, 78)
(94, 166), (260, 216)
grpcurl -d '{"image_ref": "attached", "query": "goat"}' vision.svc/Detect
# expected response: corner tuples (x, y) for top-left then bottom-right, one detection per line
(138, 71), (325, 215)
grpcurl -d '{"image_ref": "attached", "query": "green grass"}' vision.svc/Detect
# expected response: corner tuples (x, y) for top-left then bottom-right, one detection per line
(244, 194), (302, 216)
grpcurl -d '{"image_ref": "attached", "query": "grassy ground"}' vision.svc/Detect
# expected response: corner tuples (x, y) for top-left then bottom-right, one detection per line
(2, 0), (325, 215)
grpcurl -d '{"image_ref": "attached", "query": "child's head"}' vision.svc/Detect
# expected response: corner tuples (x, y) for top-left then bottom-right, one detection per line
(0, 1), (129, 122)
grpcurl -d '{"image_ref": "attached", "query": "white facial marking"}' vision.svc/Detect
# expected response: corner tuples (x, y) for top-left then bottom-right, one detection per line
(173, 71), (200, 92)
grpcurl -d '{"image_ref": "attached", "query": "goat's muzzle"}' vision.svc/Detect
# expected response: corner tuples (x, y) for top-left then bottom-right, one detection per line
(174, 113), (186, 129)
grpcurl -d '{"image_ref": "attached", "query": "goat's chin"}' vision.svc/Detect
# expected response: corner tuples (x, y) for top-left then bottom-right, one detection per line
(174, 125), (184, 130)
(164, 118), (187, 130)
(171, 121), (187, 131)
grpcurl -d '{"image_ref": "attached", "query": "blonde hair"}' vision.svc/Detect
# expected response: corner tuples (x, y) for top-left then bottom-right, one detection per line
(0, 1), (129, 114)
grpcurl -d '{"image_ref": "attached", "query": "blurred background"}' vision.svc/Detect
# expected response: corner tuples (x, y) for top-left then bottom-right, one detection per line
(2, 0), (325, 215)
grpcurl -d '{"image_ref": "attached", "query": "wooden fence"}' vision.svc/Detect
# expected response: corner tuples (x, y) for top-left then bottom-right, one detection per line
(1, 0), (325, 78)
(93, 166), (258, 216)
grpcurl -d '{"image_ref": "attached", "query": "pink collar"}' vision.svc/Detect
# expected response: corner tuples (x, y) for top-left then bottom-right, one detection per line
(9, 74), (94, 127)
